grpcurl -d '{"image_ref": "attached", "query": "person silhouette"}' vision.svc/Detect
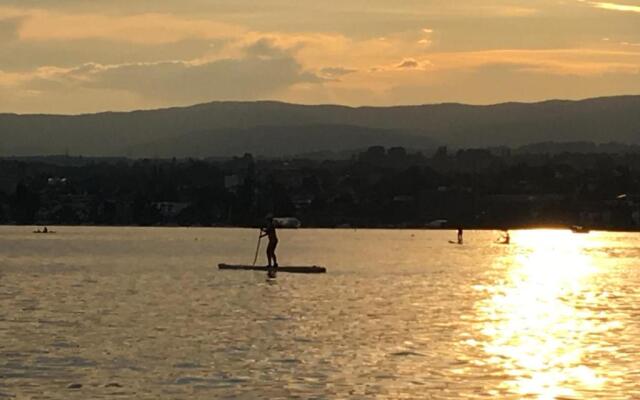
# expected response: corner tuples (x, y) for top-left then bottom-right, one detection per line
(260, 215), (279, 276)
(500, 230), (510, 244)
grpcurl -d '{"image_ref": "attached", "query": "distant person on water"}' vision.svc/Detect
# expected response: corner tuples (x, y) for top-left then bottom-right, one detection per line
(261, 215), (278, 268)
(499, 230), (510, 244)
(457, 228), (463, 245)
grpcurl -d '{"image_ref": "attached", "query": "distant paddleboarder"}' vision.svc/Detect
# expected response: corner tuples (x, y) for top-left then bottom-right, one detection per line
(499, 230), (510, 245)
(504, 231), (510, 244)
(260, 215), (279, 274)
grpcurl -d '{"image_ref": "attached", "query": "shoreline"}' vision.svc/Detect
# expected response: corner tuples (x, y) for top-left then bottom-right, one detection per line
(3, 223), (640, 233)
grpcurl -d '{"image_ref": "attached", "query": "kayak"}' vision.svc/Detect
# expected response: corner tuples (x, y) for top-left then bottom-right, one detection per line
(218, 263), (326, 274)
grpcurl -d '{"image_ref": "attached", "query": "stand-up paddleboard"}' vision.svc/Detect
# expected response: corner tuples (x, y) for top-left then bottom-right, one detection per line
(218, 264), (326, 274)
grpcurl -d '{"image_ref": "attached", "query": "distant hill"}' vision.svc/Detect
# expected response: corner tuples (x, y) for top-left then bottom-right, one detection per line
(1, 95), (639, 157)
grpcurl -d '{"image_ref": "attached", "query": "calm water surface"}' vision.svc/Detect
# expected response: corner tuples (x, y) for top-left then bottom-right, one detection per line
(1, 227), (639, 399)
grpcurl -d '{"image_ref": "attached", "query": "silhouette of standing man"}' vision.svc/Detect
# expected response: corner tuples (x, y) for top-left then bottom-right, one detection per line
(261, 214), (278, 269)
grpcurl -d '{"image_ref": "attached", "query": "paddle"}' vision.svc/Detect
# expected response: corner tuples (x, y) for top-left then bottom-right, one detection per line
(252, 230), (262, 266)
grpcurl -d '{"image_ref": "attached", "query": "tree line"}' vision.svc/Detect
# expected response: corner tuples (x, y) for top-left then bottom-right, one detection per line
(1, 146), (639, 229)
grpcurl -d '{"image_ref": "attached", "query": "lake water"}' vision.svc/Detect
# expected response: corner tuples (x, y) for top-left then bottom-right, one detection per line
(1, 227), (639, 399)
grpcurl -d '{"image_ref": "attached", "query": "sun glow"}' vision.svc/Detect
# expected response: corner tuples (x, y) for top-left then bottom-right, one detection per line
(476, 230), (608, 398)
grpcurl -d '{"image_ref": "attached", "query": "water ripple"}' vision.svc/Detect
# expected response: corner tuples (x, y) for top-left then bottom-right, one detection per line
(1, 227), (639, 398)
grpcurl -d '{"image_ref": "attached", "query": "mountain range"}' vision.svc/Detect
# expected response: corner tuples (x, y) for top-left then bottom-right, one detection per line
(1, 95), (639, 158)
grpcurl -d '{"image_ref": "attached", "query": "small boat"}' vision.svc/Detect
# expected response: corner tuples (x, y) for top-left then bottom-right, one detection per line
(218, 263), (326, 274)
(570, 225), (590, 234)
(273, 217), (301, 229)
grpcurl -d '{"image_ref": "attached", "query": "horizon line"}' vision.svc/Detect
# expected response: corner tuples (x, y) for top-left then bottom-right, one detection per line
(1, 94), (639, 118)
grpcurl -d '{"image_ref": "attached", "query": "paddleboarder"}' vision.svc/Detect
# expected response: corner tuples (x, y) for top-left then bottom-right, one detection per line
(260, 214), (279, 269)
(499, 230), (510, 244)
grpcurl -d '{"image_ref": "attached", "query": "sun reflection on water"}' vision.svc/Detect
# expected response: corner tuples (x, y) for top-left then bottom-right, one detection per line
(476, 229), (610, 399)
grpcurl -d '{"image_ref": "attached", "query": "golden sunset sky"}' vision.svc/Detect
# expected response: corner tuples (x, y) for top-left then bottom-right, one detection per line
(0, 0), (639, 113)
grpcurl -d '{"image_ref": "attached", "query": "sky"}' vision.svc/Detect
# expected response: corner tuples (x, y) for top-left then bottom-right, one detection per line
(0, 0), (639, 114)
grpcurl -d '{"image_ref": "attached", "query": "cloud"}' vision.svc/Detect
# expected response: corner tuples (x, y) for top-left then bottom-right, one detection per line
(488, 5), (539, 17)
(418, 27), (434, 47)
(244, 37), (293, 58)
(24, 51), (323, 104)
(425, 48), (640, 76)
(331, 46), (640, 107)
(0, 70), (25, 88)
(1, 1), (639, 113)
(0, 38), (224, 72)
(383, 62), (640, 106)
(0, 16), (21, 41)
(320, 67), (357, 78)
(397, 59), (420, 69)
(394, 58), (432, 70)
(2, 7), (245, 44)
(588, 1), (640, 13)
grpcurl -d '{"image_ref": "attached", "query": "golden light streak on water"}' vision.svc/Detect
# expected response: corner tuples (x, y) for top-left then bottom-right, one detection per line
(476, 230), (612, 399)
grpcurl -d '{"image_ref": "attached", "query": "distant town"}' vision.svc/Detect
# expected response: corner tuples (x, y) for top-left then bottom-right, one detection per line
(1, 143), (639, 230)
